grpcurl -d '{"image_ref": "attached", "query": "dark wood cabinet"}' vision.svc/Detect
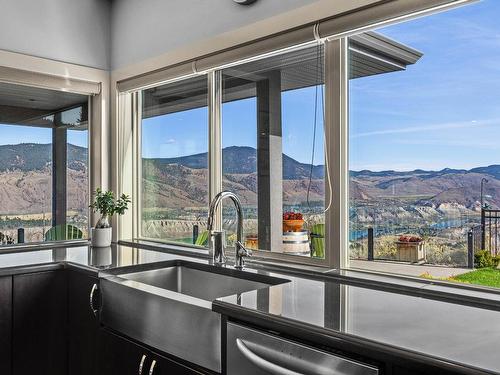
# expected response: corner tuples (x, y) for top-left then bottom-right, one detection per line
(68, 270), (100, 375)
(0, 276), (12, 375)
(153, 351), (207, 375)
(98, 329), (147, 375)
(12, 270), (67, 375)
(98, 329), (205, 375)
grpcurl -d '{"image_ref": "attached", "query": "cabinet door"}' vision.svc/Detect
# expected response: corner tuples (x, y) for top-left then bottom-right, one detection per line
(98, 329), (206, 375)
(0, 276), (12, 375)
(68, 270), (100, 375)
(98, 329), (150, 375)
(12, 270), (67, 375)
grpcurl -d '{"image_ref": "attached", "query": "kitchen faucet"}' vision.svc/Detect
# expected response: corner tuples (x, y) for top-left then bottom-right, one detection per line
(207, 191), (252, 269)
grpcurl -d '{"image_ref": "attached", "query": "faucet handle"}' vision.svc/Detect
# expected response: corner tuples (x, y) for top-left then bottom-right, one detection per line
(235, 241), (252, 270)
(236, 241), (252, 257)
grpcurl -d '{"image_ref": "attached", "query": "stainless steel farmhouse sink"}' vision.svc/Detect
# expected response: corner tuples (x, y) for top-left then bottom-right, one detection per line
(98, 260), (289, 372)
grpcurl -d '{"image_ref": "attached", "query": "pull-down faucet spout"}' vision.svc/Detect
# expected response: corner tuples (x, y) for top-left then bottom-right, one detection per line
(207, 191), (252, 269)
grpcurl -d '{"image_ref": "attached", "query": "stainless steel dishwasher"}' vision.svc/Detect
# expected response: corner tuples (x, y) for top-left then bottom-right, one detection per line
(227, 322), (379, 375)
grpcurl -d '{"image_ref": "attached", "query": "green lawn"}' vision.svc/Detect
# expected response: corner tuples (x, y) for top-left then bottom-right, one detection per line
(452, 268), (500, 288)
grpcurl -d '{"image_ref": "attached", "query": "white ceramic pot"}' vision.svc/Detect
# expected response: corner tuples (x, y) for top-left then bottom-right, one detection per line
(89, 246), (112, 267)
(92, 227), (112, 247)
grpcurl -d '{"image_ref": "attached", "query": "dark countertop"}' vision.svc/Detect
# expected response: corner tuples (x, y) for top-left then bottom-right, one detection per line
(0, 243), (199, 276)
(215, 271), (500, 374)
(1, 242), (500, 374)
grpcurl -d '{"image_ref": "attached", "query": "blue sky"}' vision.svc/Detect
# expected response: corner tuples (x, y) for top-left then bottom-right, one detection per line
(141, 0), (500, 171)
(0, 124), (88, 148)
(0, 124), (87, 148)
(2, 1), (498, 172)
(142, 86), (325, 165)
(350, 0), (500, 171)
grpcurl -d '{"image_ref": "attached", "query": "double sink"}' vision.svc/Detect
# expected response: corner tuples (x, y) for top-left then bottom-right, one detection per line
(99, 260), (290, 372)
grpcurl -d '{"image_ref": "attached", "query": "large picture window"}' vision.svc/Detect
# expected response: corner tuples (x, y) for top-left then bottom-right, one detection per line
(140, 76), (209, 244)
(0, 82), (89, 244)
(348, 0), (500, 287)
(130, 0), (500, 282)
(221, 44), (326, 258)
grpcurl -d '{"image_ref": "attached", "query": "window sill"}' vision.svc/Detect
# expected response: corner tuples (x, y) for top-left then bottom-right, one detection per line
(329, 267), (500, 312)
(0, 239), (90, 254)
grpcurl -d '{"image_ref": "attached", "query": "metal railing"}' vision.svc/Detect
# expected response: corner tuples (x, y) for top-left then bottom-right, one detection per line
(364, 225), (477, 269)
(354, 209), (500, 269)
(481, 209), (500, 256)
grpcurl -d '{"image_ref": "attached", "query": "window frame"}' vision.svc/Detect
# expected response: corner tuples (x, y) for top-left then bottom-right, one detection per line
(116, 0), (477, 269)
(0, 49), (109, 245)
(130, 42), (336, 267)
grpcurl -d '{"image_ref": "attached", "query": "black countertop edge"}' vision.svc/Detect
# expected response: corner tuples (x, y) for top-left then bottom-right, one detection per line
(64, 262), (100, 277)
(212, 300), (496, 375)
(0, 262), (64, 277)
(0, 240), (90, 254)
(322, 272), (500, 312)
(341, 266), (500, 296)
(119, 239), (210, 259)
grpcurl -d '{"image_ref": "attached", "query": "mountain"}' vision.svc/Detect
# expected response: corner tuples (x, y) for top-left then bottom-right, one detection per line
(145, 146), (324, 180)
(350, 168), (500, 210)
(0, 143), (88, 215)
(469, 165), (500, 180)
(0, 143), (88, 172)
(2, 143), (500, 216)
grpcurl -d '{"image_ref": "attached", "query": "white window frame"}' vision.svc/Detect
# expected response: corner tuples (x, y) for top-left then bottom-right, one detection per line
(0, 49), (110, 241)
(114, 0), (476, 269)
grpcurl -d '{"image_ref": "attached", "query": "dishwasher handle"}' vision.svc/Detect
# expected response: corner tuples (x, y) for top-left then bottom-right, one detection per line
(236, 338), (356, 375)
(237, 339), (302, 375)
(229, 323), (378, 375)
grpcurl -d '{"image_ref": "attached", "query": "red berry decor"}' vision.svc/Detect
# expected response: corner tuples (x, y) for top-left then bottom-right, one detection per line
(283, 212), (303, 220)
(398, 235), (422, 243)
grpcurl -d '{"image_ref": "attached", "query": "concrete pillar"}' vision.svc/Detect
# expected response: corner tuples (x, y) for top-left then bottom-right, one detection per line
(52, 113), (67, 227)
(256, 71), (283, 252)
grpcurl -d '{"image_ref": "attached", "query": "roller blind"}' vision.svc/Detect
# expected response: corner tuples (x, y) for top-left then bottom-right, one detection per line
(0, 66), (101, 95)
(117, 0), (473, 93)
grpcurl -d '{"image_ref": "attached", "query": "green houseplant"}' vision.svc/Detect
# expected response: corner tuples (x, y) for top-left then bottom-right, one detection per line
(90, 188), (130, 247)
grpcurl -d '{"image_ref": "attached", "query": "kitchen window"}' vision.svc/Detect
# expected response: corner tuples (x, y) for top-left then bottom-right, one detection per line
(123, 0), (485, 271)
(221, 43), (327, 259)
(136, 46), (330, 260)
(140, 75), (209, 245)
(348, 0), (500, 287)
(0, 82), (89, 244)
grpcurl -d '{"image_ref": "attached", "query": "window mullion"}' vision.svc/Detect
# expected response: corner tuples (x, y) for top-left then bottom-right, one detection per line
(208, 70), (223, 231)
(325, 38), (349, 269)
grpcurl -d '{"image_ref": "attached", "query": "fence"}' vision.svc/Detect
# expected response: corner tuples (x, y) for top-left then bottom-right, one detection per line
(481, 209), (500, 256)
(365, 225), (477, 269)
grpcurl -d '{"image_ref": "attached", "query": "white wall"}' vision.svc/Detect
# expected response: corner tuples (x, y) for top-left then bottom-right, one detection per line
(0, 0), (111, 70)
(110, 0), (379, 71)
(111, 0), (315, 70)
(0, 0), (381, 72)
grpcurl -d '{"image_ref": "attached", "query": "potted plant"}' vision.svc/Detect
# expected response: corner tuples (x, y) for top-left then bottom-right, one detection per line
(283, 211), (304, 232)
(89, 188), (131, 247)
(395, 234), (425, 263)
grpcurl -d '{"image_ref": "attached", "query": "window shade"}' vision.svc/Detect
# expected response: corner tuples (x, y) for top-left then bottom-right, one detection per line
(117, 0), (473, 93)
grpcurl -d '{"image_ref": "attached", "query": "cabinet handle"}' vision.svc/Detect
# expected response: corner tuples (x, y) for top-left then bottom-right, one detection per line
(138, 354), (147, 375)
(89, 283), (99, 316)
(148, 359), (157, 375)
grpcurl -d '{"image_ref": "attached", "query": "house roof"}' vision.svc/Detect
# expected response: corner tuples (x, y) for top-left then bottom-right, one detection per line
(0, 82), (88, 128)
